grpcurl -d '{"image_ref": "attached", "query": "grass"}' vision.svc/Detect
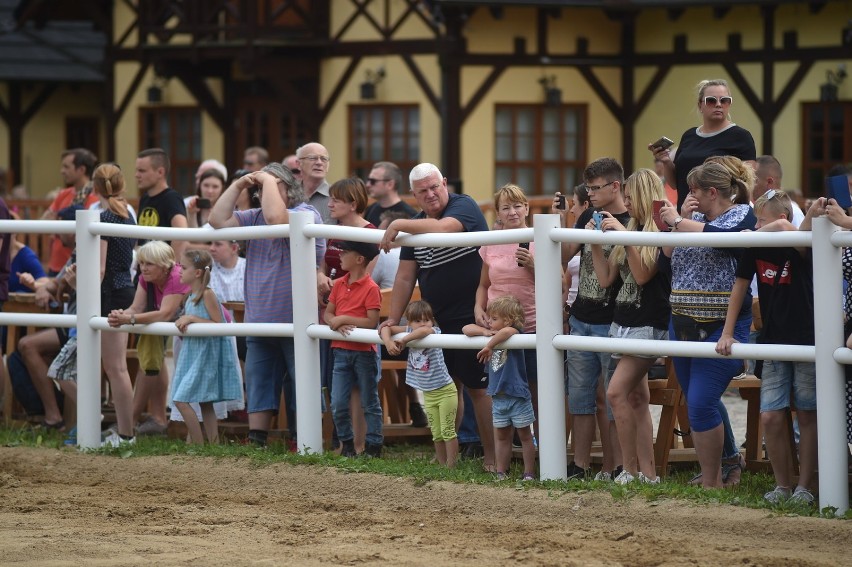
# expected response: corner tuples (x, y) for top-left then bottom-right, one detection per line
(2, 425), (848, 519)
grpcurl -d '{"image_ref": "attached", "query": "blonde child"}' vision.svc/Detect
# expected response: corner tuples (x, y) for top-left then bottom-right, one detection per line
(381, 300), (459, 467)
(716, 192), (822, 505)
(172, 249), (242, 444)
(463, 295), (535, 481)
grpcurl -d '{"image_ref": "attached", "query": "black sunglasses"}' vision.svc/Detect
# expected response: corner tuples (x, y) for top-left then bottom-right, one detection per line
(290, 168), (301, 175)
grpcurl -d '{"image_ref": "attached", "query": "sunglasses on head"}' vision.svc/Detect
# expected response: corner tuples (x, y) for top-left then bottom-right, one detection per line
(702, 95), (733, 106)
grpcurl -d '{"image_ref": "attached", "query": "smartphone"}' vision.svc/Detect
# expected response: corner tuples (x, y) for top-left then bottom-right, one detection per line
(517, 242), (530, 267)
(651, 136), (674, 151)
(196, 197), (212, 209)
(556, 194), (566, 210)
(652, 200), (669, 231)
(592, 211), (604, 230)
(827, 175), (852, 209)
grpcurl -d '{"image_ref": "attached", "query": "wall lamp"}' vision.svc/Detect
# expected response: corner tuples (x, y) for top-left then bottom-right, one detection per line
(360, 67), (386, 101)
(820, 64), (847, 102)
(147, 75), (168, 104)
(539, 74), (561, 107)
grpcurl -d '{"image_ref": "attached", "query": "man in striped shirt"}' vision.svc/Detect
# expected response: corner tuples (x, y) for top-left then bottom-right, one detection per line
(379, 163), (495, 470)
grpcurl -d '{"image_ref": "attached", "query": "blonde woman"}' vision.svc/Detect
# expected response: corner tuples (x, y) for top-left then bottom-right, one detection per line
(650, 79), (756, 210)
(108, 240), (190, 439)
(590, 169), (669, 484)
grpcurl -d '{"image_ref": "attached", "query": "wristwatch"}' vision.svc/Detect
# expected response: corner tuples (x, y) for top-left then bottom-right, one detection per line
(129, 314), (136, 325)
(672, 216), (684, 230)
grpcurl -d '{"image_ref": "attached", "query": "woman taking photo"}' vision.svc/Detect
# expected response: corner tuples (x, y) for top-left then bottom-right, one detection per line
(590, 169), (670, 484)
(186, 169), (227, 228)
(651, 79), (756, 210)
(659, 160), (755, 488)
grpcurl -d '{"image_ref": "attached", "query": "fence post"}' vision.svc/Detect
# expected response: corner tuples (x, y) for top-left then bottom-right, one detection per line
(533, 214), (567, 480)
(76, 209), (102, 449)
(290, 211), (323, 454)
(811, 217), (848, 514)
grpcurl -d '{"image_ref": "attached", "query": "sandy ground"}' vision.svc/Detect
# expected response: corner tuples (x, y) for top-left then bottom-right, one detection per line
(0, 448), (850, 566)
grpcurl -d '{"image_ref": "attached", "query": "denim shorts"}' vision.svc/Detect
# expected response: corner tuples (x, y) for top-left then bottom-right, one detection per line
(244, 336), (296, 414)
(760, 360), (817, 412)
(565, 315), (611, 415)
(491, 394), (535, 429)
(609, 323), (668, 359)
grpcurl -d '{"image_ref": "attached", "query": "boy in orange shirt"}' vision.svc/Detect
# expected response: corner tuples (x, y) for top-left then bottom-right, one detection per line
(324, 240), (383, 457)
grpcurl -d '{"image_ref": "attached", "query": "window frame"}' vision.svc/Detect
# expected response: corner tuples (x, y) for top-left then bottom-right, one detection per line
(801, 101), (852, 197)
(138, 106), (202, 195)
(348, 104), (420, 189)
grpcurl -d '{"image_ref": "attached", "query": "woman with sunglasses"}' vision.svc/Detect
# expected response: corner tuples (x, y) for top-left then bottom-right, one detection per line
(650, 79), (756, 210)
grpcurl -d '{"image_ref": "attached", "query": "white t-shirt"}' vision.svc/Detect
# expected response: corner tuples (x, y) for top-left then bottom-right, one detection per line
(210, 257), (246, 302)
(371, 247), (400, 289)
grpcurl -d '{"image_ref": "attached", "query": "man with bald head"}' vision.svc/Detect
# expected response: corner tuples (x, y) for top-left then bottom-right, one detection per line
(282, 154), (302, 183)
(296, 142), (331, 223)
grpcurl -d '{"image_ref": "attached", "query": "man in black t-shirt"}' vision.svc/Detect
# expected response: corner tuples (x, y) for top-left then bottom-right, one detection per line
(133, 148), (187, 437)
(564, 158), (631, 480)
(364, 161), (417, 226)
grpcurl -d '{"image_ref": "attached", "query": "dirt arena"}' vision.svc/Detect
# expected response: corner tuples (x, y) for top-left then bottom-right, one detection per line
(0, 447), (849, 566)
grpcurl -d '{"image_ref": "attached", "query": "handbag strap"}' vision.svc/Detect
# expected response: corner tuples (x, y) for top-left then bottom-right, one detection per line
(146, 282), (156, 313)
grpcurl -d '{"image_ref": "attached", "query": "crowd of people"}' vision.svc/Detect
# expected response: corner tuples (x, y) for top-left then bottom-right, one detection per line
(1, 78), (851, 507)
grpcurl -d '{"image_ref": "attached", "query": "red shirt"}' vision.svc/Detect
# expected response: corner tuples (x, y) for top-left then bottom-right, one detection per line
(327, 272), (381, 352)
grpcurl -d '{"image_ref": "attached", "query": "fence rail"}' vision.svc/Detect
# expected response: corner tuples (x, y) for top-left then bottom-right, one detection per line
(0, 210), (847, 514)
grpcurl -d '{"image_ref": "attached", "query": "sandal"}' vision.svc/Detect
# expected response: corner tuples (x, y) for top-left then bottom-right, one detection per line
(483, 462), (497, 474)
(721, 454), (746, 487)
(40, 419), (65, 431)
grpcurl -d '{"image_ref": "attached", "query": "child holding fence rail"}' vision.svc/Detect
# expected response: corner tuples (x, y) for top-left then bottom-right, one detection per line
(716, 192), (822, 505)
(463, 296), (536, 481)
(171, 250), (242, 444)
(382, 300), (459, 467)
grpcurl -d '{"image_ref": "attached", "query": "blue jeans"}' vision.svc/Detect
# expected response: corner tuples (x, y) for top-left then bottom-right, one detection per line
(331, 349), (383, 445)
(245, 336), (297, 436)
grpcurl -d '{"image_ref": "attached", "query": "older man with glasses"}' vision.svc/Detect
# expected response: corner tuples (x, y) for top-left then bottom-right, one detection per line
(296, 142), (332, 223)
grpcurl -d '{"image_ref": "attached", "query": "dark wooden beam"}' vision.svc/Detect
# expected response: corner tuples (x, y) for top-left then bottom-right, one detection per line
(578, 67), (621, 121)
(760, 5), (775, 154)
(114, 62), (150, 127)
(7, 84), (22, 183)
(459, 64), (507, 124)
(171, 64), (228, 132)
(20, 84), (58, 125)
(319, 56), (361, 124)
(635, 66), (670, 113)
(536, 8), (548, 55)
(334, 0), (385, 41)
(620, 12), (636, 173)
(401, 54), (440, 113)
(723, 62), (762, 117)
(773, 60), (814, 115)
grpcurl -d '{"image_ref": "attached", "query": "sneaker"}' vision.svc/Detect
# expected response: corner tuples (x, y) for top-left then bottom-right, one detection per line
(788, 486), (815, 505)
(495, 472), (508, 481)
(409, 403), (428, 428)
(638, 472), (660, 484)
(566, 461), (590, 481)
(101, 432), (135, 448)
(593, 470), (613, 482)
(340, 439), (357, 458)
(764, 486), (792, 505)
(135, 417), (168, 437)
(521, 473), (536, 482)
(363, 442), (382, 458)
(614, 470), (636, 485)
(63, 426), (77, 447)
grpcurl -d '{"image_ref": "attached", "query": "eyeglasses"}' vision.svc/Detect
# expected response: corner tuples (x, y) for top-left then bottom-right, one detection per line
(366, 178), (390, 185)
(299, 154), (330, 163)
(290, 168), (301, 175)
(586, 181), (616, 192)
(702, 95), (733, 106)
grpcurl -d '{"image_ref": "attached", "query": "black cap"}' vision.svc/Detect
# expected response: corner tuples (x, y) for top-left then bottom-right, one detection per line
(338, 240), (379, 261)
(57, 204), (84, 221)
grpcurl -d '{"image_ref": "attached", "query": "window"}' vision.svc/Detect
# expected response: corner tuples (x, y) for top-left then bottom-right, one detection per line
(349, 105), (419, 188)
(802, 102), (852, 196)
(65, 117), (99, 158)
(495, 104), (587, 195)
(139, 107), (201, 195)
(236, 97), (313, 167)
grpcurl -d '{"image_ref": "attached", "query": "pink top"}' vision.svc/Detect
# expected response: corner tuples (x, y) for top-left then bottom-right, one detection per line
(138, 266), (190, 309)
(479, 242), (536, 332)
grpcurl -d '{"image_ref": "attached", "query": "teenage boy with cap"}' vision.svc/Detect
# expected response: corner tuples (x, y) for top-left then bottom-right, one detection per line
(324, 240), (383, 458)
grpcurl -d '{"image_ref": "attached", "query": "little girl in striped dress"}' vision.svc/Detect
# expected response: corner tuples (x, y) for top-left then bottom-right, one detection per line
(380, 300), (459, 467)
(172, 249), (242, 444)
